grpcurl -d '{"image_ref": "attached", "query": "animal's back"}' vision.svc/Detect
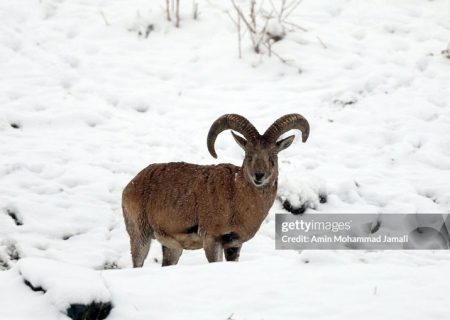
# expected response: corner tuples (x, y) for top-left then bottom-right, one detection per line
(122, 162), (240, 237)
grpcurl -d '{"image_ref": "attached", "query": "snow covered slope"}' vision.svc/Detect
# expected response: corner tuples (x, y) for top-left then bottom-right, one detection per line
(1, 0), (450, 319)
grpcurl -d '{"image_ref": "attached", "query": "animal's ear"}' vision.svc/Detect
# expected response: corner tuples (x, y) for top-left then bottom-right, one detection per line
(231, 131), (247, 150)
(276, 135), (295, 152)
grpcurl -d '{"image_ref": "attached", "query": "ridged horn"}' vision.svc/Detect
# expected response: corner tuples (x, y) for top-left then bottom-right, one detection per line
(263, 114), (310, 143)
(207, 114), (259, 158)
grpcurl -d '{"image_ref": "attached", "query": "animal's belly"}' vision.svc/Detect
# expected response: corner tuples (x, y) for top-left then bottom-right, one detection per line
(155, 232), (203, 250)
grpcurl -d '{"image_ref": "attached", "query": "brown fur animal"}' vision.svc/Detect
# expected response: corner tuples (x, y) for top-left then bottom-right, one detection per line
(122, 114), (309, 267)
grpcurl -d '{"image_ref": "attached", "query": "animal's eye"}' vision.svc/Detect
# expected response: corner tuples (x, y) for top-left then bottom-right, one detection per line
(269, 157), (275, 166)
(247, 156), (253, 161)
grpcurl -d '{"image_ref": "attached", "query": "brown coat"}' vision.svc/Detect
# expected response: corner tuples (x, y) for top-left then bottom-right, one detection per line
(122, 162), (276, 250)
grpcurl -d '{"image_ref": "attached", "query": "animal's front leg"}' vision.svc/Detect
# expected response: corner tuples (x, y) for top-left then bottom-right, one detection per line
(224, 245), (242, 262)
(162, 245), (183, 266)
(203, 236), (223, 263)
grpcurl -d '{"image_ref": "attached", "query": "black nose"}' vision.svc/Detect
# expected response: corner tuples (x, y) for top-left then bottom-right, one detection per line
(255, 172), (265, 181)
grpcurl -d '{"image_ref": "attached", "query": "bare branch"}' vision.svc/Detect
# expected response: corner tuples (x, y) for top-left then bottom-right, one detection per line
(282, 0), (302, 21)
(279, 0), (287, 19)
(283, 0), (301, 14)
(284, 21), (307, 32)
(226, 10), (238, 25)
(250, 0), (257, 31)
(227, 0), (305, 62)
(268, 0), (277, 15)
(165, 0), (171, 21)
(316, 36), (327, 49)
(254, 10), (273, 50)
(262, 42), (289, 64)
(238, 13), (242, 58)
(192, 1), (199, 20)
(257, 0), (266, 13)
(230, 0), (256, 33)
(98, 10), (110, 26)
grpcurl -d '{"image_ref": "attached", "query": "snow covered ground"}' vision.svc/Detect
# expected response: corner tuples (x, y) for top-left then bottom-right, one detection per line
(1, 0), (450, 319)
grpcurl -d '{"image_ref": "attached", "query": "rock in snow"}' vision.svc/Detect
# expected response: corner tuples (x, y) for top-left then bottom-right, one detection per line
(18, 258), (112, 319)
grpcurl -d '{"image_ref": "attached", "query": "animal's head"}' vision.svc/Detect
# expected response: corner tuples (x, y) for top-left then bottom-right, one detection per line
(207, 114), (310, 188)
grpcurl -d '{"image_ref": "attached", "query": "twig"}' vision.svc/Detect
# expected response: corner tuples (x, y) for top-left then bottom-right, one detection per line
(192, 1), (199, 20)
(260, 8), (274, 19)
(284, 21), (307, 32)
(166, 0), (171, 21)
(262, 42), (289, 64)
(282, 0), (302, 21)
(225, 10), (249, 37)
(230, 0), (260, 52)
(225, 10), (238, 25)
(225, 8), (243, 58)
(279, 0), (287, 19)
(99, 10), (110, 26)
(227, 0), (305, 62)
(317, 36), (327, 49)
(283, 0), (302, 16)
(175, 0), (180, 27)
(238, 12), (242, 58)
(250, 0), (257, 32)
(254, 14), (272, 52)
(257, 0), (266, 14)
(230, 0), (256, 33)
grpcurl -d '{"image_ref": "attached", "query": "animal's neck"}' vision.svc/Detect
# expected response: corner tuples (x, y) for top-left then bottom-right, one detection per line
(231, 169), (277, 238)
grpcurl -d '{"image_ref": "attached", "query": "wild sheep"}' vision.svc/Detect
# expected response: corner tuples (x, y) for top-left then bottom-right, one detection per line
(122, 114), (310, 267)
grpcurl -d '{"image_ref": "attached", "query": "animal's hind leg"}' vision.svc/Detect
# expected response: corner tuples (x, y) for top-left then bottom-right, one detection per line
(162, 246), (183, 266)
(123, 205), (153, 268)
(131, 236), (152, 268)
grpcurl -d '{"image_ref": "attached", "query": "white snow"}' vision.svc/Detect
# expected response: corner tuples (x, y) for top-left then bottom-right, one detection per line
(104, 256), (450, 320)
(1, 0), (450, 319)
(18, 258), (111, 310)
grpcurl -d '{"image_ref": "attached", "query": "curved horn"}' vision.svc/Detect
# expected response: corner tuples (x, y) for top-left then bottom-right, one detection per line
(207, 114), (259, 158)
(263, 114), (310, 143)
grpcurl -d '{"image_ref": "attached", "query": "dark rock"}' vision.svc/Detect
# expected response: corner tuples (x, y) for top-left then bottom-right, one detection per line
(66, 302), (112, 320)
(370, 220), (381, 234)
(0, 258), (9, 271)
(6, 243), (20, 261)
(6, 208), (23, 226)
(282, 199), (307, 215)
(103, 261), (119, 270)
(24, 279), (45, 293)
(145, 24), (154, 38)
(319, 193), (327, 204)
(23, 277), (112, 320)
(333, 99), (357, 107)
